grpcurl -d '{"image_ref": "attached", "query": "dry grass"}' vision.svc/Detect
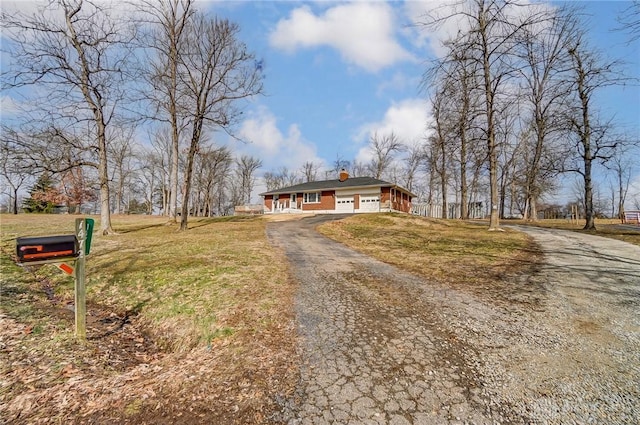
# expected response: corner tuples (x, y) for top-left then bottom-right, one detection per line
(318, 213), (538, 291)
(1, 214), (289, 350)
(0, 213), (299, 424)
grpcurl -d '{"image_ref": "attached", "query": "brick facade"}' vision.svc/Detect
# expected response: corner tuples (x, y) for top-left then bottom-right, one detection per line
(260, 177), (414, 215)
(303, 191), (335, 211)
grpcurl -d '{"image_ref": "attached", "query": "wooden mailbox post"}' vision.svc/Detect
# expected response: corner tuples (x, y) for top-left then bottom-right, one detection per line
(74, 217), (93, 339)
(16, 218), (94, 339)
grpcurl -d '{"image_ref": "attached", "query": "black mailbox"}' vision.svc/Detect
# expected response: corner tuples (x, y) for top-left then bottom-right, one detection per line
(16, 235), (79, 263)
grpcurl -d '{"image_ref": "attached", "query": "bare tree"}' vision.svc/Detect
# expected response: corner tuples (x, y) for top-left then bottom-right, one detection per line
(448, 52), (479, 220)
(606, 144), (635, 221)
(617, 0), (640, 42)
(136, 145), (163, 214)
(236, 155), (262, 204)
(139, 0), (194, 223)
(496, 104), (522, 219)
(402, 141), (425, 193)
(420, 0), (550, 229)
(177, 14), (263, 230)
(430, 88), (452, 219)
(59, 166), (96, 214)
(369, 132), (404, 179)
(0, 135), (32, 214)
(263, 171), (284, 191)
(263, 167), (300, 190)
(426, 44), (482, 219)
(1, 0), (135, 234)
(281, 167), (302, 187)
(109, 128), (136, 214)
(2, 124), (105, 214)
(331, 155), (351, 178)
(301, 161), (320, 182)
(206, 147), (233, 215)
(564, 30), (626, 230)
(516, 6), (575, 221)
(350, 160), (368, 178)
(147, 127), (174, 215)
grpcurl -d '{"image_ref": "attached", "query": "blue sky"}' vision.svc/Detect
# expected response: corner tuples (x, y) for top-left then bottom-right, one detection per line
(1, 1), (639, 206)
(203, 1), (640, 202)
(215, 1), (437, 171)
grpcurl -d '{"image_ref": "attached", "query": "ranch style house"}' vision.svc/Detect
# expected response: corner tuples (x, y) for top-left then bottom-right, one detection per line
(260, 171), (415, 214)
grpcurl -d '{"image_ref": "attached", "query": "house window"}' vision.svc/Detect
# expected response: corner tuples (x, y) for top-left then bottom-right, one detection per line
(303, 192), (320, 203)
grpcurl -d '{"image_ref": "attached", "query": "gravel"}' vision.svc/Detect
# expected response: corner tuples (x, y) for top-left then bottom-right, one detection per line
(267, 216), (640, 424)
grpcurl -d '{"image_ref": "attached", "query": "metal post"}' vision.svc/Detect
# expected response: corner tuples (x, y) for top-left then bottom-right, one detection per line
(75, 218), (86, 339)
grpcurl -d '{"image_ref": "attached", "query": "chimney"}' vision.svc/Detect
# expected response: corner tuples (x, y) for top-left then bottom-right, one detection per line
(339, 168), (349, 182)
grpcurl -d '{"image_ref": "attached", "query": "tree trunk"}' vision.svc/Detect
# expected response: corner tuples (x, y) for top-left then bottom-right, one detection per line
(168, 126), (179, 222)
(440, 143), (447, 219)
(13, 188), (19, 214)
(617, 171), (625, 223)
(479, 7), (500, 230)
(116, 170), (124, 214)
(64, 6), (113, 235)
(583, 155), (595, 229)
(180, 126), (201, 231)
(499, 169), (507, 219)
(98, 121), (114, 234)
(530, 197), (538, 222)
(166, 1), (187, 224)
(460, 133), (468, 220)
(579, 83), (595, 230)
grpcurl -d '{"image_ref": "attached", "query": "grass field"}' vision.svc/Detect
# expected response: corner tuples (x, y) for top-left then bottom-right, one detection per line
(1, 214), (291, 350)
(318, 213), (537, 289)
(0, 213), (299, 424)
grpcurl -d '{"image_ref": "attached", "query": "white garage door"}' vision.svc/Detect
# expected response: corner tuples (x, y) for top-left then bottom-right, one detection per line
(359, 195), (380, 212)
(336, 195), (354, 212)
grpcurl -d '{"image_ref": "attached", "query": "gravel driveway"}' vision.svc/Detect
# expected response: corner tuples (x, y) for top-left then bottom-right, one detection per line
(267, 216), (640, 424)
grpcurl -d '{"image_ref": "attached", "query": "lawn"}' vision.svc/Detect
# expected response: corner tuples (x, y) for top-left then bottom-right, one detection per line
(318, 213), (537, 284)
(0, 214), (298, 424)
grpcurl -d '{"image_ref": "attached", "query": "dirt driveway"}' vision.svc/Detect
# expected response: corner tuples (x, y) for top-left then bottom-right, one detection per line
(267, 216), (640, 425)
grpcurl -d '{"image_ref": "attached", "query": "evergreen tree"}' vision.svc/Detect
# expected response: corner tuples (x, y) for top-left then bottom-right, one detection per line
(23, 173), (63, 213)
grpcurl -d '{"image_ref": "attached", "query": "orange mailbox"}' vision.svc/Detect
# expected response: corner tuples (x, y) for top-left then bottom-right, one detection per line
(16, 235), (79, 263)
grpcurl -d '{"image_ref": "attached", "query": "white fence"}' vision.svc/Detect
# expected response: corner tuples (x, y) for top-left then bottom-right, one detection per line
(411, 202), (484, 219)
(623, 210), (640, 225)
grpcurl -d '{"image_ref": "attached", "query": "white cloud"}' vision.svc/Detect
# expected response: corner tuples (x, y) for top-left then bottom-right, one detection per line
(237, 106), (323, 171)
(0, 0), (140, 23)
(403, 0), (471, 57)
(0, 1), (47, 16)
(269, 2), (414, 72)
(0, 96), (20, 117)
(404, 0), (557, 58)
(354, 98), (432, 164)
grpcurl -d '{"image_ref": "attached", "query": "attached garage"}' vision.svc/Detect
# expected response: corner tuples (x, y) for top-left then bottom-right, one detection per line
(336, 195), (355, 213)
(359, 195), (380, 212)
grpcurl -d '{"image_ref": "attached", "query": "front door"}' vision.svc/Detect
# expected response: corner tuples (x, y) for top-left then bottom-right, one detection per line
(291, 194), (297, 209)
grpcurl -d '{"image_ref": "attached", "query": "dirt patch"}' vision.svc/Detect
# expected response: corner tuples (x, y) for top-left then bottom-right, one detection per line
(1, 263), (299, 425)
(1, 292), (299, 425)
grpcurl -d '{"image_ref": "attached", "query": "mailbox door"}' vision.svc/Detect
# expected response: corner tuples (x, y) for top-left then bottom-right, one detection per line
(16, 235), (79, 263)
